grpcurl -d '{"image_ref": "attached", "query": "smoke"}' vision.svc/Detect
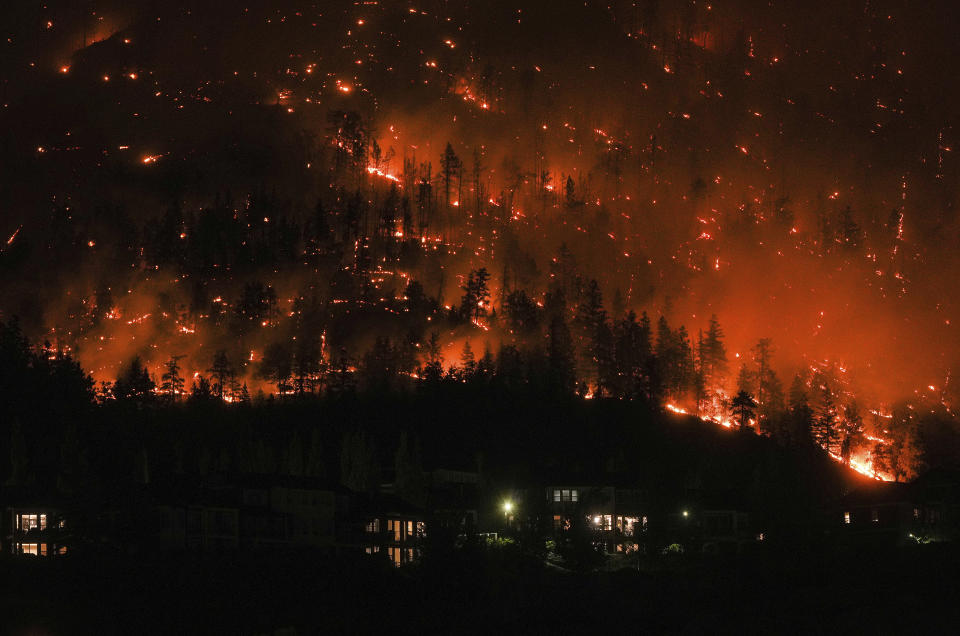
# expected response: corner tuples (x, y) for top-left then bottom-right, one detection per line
(1, 0), (958, 408)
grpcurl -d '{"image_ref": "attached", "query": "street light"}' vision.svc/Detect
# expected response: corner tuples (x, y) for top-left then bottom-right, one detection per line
(503, 500), (514, 514)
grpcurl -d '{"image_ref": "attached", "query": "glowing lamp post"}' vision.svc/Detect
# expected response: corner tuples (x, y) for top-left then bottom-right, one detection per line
(502, 500), (515, 529)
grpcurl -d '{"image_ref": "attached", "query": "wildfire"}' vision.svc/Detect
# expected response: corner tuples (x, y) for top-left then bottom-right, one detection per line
(366, 166), (402, 184)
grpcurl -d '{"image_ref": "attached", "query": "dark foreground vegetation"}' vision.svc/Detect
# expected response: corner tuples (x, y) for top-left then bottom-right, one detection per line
(2, 543), (959, 635)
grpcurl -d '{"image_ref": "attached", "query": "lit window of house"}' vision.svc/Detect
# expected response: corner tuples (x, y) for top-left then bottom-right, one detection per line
(387, 546), (401, 566)
(387, 519), (401, 542)
(617, 516), (641, 536)
(365, 519), (380, 534)
(19, 543), (46, 556)
(843, 511), (851, 524)
(364, 546), (380, 555)
(19, 514), (47, 531)
(571, 489), (578, 502)
(415, 521), (426, 537)
(553, 515), (563, 531)
(553, 490), (561, 502)
(405, 520), (414, 538)
(562, 489), (571, 502)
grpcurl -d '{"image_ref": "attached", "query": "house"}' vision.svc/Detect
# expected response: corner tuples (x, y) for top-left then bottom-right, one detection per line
(5, 505), (69, 557)
(150, 475), (345, 551)
(838, 470), (960, 547)
(428, 468), (479, 536)
(361, 494), (427, 566)
(544, 485), (648, 553)
(662, 507), (755, 555)
(237, 475), (342, 549)
(150, 482), (241, 551)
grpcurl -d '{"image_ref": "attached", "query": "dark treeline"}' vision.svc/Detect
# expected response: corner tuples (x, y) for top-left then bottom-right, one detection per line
(3, 314), (959, 540)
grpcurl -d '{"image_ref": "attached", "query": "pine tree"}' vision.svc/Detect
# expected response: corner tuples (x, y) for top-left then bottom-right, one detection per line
(547, 315), (576, 395)
(813, 384), (840, 454)
(260, 342), (292, 394)
(701, 315), (728, 389)
(189, 375), (213, 401)
(840, 401), (865, 465)
(113, 356), (156, 403)
(460, 268), (491, 324)
(788, 375), (815, 446)
(575, 279), (605, 386)
(460, 341), (477, 378)
(209, 349), (234, 399)
(731, 391), (758, 430)
(421, 332), (444, 383)
(160, 355), (186, 402)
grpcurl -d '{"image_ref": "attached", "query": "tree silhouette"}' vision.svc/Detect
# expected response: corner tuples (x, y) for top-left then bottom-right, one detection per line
(260, 342), (292, 394)
(731, 390), (758, 430)
(160, 355), (186, 402)
(460, 268), (491, 324)
(209, 349), (234, 399)
(113, 356), (156, 403)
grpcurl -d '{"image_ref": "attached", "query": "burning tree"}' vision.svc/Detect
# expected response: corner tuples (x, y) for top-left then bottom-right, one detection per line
(460, 268), (492, 325)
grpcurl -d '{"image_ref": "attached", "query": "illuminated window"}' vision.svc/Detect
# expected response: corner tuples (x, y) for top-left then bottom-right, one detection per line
(19, 514), (46, 531)
(553, 490), (561, 502)
(553, 515), (563, 531)
(387, 519), (401, 542)
(843, 512), (851, 524)
(365, 519), (380, 533)
(388, 547), (401, 566)
(405, 520), (414, 538)
(55, 545), (67, 555)
(20, 543), (41, 555)
(415, 521), (426, 537)
(618, 516), (641, 536)
(913, 507), (920, 520)
(364, 546), (380, 555)
(571, 489), (579, 502)
(562, 489), (570, 502)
